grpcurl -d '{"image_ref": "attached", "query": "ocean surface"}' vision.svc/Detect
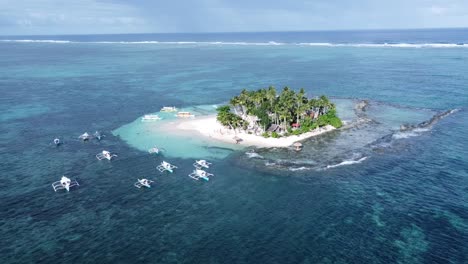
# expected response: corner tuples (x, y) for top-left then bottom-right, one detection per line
(0, 29), (467, 263)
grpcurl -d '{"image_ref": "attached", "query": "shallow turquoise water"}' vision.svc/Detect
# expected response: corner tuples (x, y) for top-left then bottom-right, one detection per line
(0, 33), (467, 263)
(113, 105), (239, 159)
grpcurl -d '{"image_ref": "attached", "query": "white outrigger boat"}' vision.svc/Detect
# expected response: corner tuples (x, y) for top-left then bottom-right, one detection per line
(79, 132), (92, 141)
(193, 160), (212, 169)
(94, 131), (104, 140)
(52, 176), (79, 192)
(189, 169), (213, 181)
(141, 114), (162, 121)
(148, 147), (160, 154)
(53, 138), (61, 146)
(157, 161), (177, 173)
(134, 179), (154, 188)
(96, 150), (117, 161)
(176, 111), (195, 118)
(160, 106), (178, 112)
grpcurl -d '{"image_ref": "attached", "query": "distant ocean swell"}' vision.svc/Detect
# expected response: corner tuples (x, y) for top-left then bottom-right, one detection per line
(1, 39), (468, 48)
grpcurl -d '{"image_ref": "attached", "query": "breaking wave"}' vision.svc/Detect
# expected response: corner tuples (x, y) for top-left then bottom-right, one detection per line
(392, 128), (431, 139)
(297, 43), (468, 48)
(326, 157), (368, 169)
(245, 151), (263, 159)
(1, 39), (467, 48)
(288, 166), (309, 171)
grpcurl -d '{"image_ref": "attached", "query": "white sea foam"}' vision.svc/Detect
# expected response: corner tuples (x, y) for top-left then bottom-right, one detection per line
(392, 131), (418, 139)
(245, 152), (263, 159)
(289, 166), (308, 171)
(1, 39), (467, 48)
(326, 156), (367, 169)
(298, 42), (468, 48)
(393, 127), (431, 139)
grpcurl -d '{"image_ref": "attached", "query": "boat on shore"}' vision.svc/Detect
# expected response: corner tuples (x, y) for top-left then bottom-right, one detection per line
(141, 114), (162, 121)
(161, 106), (178, 112)
(176, 111), (195, 118)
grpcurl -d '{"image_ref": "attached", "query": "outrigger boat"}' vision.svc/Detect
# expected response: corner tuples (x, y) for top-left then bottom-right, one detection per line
(134, 179), (154, 188)
(176, 111), (195, 118)
(53, 138), (61, 146)
(79, 132), (92, 141)
(96, 150), (117, 161)
(160, 106), (178, 112)
(52, 176), (79, 192)
(157, 161), (177, 173)
(141, 114), (162, 121)
(94, 131), (104, 141)
(189, 169), (213, 181)
(148, 147), (160, 154)
(193, 160), (212, 169)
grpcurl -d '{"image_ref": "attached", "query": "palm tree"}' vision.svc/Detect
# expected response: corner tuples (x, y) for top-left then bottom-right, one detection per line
(238, 89), (250, 115)
(295, 88), (307, 124)
(318, 95), (331, 115)
(277, 87), (295, 130)
(229, 96), (241, 115)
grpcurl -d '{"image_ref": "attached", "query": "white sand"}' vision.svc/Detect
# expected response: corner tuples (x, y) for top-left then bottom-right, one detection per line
(170, 115), (336, 148)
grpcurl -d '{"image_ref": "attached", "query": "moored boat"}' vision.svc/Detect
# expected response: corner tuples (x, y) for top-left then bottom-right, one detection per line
(160, 106), (178, 112)
(141, 114), (162, 121)
(176, 111), (195, 118)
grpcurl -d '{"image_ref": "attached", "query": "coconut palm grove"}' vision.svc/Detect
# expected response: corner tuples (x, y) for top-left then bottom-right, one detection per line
(216, 86), (343, 137)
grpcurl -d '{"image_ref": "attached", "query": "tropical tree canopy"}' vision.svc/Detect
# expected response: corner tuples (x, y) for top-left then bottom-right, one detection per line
(217, 87), (342, 135)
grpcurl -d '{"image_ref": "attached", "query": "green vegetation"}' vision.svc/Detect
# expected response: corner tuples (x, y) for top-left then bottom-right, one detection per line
(216, 105), (246, 130)
(217, 86), (342, 137)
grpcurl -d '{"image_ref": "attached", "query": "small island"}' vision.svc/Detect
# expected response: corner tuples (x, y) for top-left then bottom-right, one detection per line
(216, 86), (342, 139)
(132, 86), (345, 151)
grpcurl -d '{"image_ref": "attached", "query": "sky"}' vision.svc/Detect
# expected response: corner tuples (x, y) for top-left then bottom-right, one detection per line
(0, 0), (467, 35)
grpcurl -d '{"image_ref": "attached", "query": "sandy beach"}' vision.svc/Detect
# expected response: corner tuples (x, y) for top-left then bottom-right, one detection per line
(168, 115), (336, 148)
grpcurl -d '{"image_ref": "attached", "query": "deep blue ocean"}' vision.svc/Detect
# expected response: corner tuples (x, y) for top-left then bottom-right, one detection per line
(0, 29), (467, 263)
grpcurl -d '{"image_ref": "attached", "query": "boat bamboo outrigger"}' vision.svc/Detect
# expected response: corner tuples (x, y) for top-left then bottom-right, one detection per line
(160, 106), (178, 112)
(94, 131), (104, 141)
(189, 169), (214, 181)
(134, 179), (154, 188)
(176, 111), (195, 118)
(148, 147), (160, 154)
(79, 132), (92, 141)
(141, 114), (162, 121)
(157, 161), (177, 173)
(96, 150), (117, 161)
(52, 176), (79, 192)
(193, 160), (212, 169)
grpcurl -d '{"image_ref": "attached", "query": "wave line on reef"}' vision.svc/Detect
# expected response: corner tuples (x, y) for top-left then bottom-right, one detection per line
(326, 157), (368, 169)
(2, 40), (468, 48)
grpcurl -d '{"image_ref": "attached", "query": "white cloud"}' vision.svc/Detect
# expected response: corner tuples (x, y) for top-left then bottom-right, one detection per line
(429, 6), (449, 15)
(0, 0), (152, 34)
(1, 0), (468, 35)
